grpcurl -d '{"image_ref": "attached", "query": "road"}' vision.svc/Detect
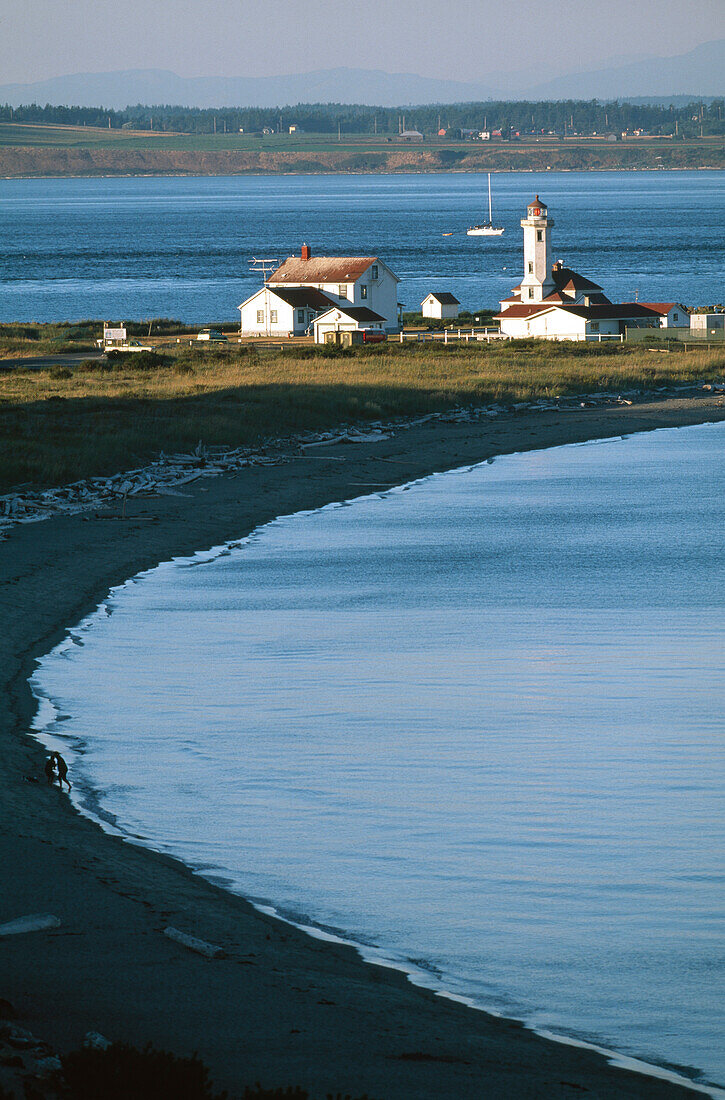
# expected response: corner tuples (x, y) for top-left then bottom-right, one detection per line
(0, 352), (105, 370)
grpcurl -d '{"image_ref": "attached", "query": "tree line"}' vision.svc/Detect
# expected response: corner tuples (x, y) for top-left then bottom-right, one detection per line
(1, 98), (723, 138)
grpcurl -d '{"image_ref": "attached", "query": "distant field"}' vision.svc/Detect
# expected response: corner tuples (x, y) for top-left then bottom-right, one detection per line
(0, 122), (722, 172)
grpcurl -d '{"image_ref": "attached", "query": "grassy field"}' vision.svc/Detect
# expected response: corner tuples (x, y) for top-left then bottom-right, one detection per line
(1, 341), (722, 493)
(1, 122), (722, 173)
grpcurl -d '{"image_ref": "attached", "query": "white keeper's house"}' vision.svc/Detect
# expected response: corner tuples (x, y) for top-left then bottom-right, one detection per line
(239, 244), (400, 336)
(496, 198), (685, 340)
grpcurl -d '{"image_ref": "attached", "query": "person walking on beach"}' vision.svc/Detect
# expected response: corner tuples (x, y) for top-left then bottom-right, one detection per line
(53, 752), (71, 791)
(44, 755), (56, 786)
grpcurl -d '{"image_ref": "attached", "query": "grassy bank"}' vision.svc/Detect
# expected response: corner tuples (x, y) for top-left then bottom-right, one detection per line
(1, 136), (723, 177)
(1, 341), (723, 493)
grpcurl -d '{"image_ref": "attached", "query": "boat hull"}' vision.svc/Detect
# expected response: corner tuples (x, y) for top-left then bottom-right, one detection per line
(467, 226), (505, 236)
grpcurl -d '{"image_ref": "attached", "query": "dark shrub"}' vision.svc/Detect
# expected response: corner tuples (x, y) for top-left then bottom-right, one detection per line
(60, 1042), (227, 1100)
(49, 367), (72, 380)
(105, 350), (169, 370)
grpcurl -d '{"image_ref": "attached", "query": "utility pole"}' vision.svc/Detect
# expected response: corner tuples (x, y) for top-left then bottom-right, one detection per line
(338, 121), (341, 142)
(213, 116), (217, 135)
(374, 116), (377, 135)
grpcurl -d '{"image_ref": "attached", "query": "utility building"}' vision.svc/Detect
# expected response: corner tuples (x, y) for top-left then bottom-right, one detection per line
(421, 292), (460, 320)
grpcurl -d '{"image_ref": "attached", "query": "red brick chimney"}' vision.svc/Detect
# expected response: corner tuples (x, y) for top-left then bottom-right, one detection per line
(301, 243), (311, 260)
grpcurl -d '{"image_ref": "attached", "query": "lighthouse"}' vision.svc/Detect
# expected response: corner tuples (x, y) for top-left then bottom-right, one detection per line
(519, 196), (555, 302)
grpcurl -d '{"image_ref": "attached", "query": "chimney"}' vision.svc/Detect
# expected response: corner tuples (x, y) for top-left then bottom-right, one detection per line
(301, 243), (311, 260)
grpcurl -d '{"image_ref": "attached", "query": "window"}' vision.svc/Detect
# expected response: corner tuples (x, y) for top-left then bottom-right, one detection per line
(270, 310), (278, 323)
(673, 312), (679, 321)
(528, 261), (534, 274)
(360, 286), (368, 300)
(256, 310), (264, 324)
(536, 230), (543, 242)
(338, 284), (347, 298)
(590, 322), (599, 332)
(297, 309), (305, 324)
(528, 287), (535, 299)
(371, 265), (379, 280)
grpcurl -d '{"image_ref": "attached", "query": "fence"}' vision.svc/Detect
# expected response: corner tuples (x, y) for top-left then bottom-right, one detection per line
(625, 326), (725, 346)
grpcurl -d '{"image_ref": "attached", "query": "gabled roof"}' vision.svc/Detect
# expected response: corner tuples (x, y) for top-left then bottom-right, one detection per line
(266, 287), (337, 310)
(623, 302), (688, 314)
(495, 302), (661, 321)
(424, 292), (460, 304)
(269, 256), (395, 284)
(494, 303), (554, 319)
(237, 285), (337, 311)
(556, 303), (662, 320)
(506, 267), (606, 300)
(315, 306), (386, 324)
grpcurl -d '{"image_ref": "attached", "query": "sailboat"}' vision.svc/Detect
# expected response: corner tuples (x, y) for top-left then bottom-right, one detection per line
(467, 173), (505, 236)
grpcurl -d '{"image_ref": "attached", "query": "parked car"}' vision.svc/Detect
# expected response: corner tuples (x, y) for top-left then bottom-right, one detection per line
(196, 329), (227, 342)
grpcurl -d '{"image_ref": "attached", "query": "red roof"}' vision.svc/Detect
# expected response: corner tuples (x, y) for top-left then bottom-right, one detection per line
(270, 255), (385, 284)
(494, 304), (554, 319)
(495, 302), (662, 321)
(622, 302), (688, 314)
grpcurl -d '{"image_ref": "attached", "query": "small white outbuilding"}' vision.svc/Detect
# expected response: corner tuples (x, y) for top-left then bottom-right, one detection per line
(421, 292), (460, 320)
(313, 306), (386, 345)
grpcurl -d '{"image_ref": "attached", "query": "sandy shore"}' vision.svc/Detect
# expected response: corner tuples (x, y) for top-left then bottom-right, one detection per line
(2, 392), (724, 1099)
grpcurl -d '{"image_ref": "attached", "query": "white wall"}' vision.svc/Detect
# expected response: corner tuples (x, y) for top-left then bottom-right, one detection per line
(422, 297), (459, 319)
(239, 289), (296, 336)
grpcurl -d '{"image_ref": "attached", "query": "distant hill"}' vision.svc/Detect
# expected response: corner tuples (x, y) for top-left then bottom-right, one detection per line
(526, 40), (724, 100)
(0, 68), (500, 110)
(0, 41), (722, 110)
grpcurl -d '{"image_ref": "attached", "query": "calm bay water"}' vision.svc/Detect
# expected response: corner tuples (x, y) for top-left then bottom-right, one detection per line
(2, 171), (724, 322)
(33, 423), (725, 1091)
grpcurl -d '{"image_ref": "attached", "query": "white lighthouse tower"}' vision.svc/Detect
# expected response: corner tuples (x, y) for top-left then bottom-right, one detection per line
(519, 196), (555, 302)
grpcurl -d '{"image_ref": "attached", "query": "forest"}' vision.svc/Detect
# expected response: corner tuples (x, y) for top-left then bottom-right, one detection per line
(1, 98), (723, 139)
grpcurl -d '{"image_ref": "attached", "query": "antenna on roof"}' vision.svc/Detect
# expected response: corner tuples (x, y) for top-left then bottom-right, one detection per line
(250, 257), (279, 285)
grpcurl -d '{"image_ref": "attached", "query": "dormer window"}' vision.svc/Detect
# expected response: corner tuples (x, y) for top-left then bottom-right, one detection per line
(371, 265), (379, 280)
(338, 284), (347, 298)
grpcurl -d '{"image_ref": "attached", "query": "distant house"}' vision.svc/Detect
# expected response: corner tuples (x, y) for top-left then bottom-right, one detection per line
(496, 302), (662, 341)
(288, 125), (303, 133)
(400, 130), (424, 141)
(313, 306), (386, 345)
(628, 302), (689, 328)
(421, 292), (460, 320)
(238, 286), (337, 336)
(265, 244), (400, 332)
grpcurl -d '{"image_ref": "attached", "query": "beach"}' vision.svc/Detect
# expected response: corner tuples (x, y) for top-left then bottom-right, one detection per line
(2, 391), (724, 1100)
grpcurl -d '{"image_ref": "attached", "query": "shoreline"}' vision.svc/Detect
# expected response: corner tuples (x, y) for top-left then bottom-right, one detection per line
(3, 393), (725, 1099)
(3, 165), (725, 181)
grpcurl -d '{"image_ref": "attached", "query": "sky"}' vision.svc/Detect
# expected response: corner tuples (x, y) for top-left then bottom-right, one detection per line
(1, 0), (723, 86)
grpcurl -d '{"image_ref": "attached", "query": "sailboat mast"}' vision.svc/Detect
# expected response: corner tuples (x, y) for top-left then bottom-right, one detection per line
(488, 173), (492, 223)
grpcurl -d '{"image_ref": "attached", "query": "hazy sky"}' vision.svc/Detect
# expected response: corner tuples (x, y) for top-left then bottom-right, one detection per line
(1, 0), (723, 85)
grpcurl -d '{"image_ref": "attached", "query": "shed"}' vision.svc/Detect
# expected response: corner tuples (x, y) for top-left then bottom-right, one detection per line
(421, 292), (460, 320)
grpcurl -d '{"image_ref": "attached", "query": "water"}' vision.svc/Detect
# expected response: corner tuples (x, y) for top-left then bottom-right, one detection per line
(32, 423), (725, 1091)
(1, 171), (723, 322)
